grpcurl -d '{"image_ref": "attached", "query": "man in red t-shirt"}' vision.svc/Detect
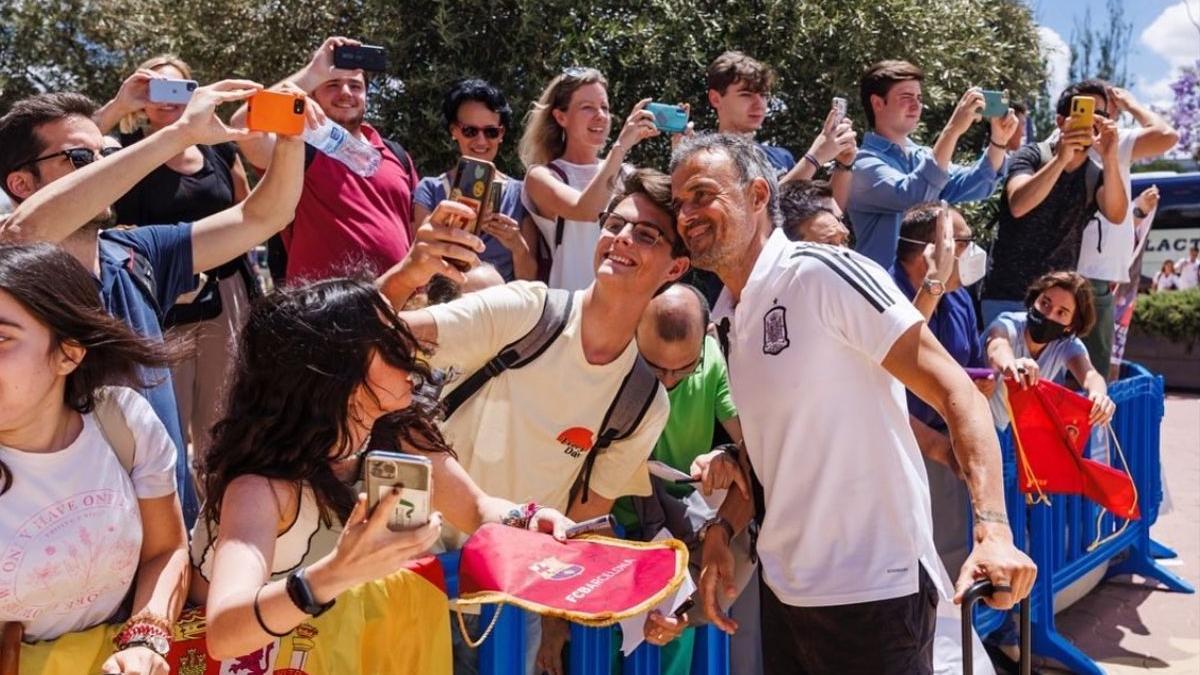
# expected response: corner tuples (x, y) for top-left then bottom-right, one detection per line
(232, 36), (419, 281)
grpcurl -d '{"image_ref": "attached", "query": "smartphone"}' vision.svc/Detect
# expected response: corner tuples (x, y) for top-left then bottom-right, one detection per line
(1066, 95), (1095, 144)
(565, 514), (616, 538)
(364, 451), (432, 531)
(479, 178), (505, 221)
(246, 90), (307, 136)
(147, 78), (197, 105)
(980, 90), (1008, 118)
(449, 157), (497, 234)
(673, 598), (695, 619)
(831, 97), (847, 126)
(333, 44), (388, 72)
(645, 102), (689, 134)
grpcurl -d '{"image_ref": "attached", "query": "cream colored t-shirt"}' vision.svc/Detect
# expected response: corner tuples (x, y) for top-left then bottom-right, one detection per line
(424, 281), (666, 534)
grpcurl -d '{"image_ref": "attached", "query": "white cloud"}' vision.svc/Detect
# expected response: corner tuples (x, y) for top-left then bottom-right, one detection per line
(1038, 25), (1071, 98)
(1136, 1), (1200, 110)
(1141, 0), (1200, 68)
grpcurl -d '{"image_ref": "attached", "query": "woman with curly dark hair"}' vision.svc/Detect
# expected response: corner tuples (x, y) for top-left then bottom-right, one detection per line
(191, 274), (573, 660)
(0, 242), (188, 675)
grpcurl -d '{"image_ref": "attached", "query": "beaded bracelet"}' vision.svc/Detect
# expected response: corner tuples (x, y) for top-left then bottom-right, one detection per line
(114, 611), (171, 650)
(500, 501), (543, 529)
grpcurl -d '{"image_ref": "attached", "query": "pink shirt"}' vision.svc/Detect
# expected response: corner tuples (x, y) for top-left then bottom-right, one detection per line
(282, 123), (418, 281)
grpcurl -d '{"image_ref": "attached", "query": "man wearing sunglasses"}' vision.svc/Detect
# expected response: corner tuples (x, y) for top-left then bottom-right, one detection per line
(779, 179), (851, 247)
(0, 83), (308, 528)
(378, 168), (690, 675)
(983, 79), (1128, 327)
(230, 36), (420, 283)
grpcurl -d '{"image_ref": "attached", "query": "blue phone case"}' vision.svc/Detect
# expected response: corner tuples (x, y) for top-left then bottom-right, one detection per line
(646, 102), (689, 134)
(981, 90), (1007, 118)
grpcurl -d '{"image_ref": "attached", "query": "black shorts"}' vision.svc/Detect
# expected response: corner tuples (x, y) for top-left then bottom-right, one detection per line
(760, 566), (938, 675)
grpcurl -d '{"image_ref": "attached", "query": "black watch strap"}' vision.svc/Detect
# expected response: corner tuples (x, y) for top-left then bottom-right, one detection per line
(286, 567), (336, 617)
(700, 516), (735, 543)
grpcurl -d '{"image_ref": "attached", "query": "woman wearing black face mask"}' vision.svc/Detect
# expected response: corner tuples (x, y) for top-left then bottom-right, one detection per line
(983, 270), (1115, 429)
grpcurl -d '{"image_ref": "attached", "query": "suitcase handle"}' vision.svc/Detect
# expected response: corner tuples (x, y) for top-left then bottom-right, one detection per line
(961, 579), (1031, 675)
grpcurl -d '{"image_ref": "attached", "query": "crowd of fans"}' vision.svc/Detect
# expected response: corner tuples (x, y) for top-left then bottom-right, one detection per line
(0, 38), (1180, 675)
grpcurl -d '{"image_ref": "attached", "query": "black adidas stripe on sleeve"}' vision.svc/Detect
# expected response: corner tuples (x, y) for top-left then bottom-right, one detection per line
(790, 246), (895, 313)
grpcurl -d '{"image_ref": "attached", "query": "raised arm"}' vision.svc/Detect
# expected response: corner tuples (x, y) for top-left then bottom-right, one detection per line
(1094, 119), (1129, 224)
(3, 80), (262, 244)
(883, 323), (1036, 609)
(93, 69), (159, 135)
(1005, 126), (1090, 219)
(1108, 87), (1179, 161)
(524, 99), (657, 223)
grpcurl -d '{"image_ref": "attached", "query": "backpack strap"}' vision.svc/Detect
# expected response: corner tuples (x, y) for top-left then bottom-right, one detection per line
(381, 138), (411, 172)
(93, 387), (137, 474)
(569, 354), (661, 506)
(100, 237), (162, 322)
(546, 162), (569, 248)
(441, 288), (574, 419)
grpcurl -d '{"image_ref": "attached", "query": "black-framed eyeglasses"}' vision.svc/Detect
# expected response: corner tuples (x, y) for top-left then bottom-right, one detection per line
(457, 124), (504, 140)
(20, 146), (119, 171)
(645, 347), (705, 380)
(599, 212), (667, 248)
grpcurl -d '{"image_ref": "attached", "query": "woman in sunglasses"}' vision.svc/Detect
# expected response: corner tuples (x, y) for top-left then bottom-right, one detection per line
(518, 67), (660, 291)
(412, 79), (535, 282)
(91, 55), (254, 488)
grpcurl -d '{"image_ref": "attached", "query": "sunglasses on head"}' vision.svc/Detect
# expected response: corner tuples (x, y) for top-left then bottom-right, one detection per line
(21, 146), (120, 170)
(457, 124), (504, 140)
(561, 66), (591, 78)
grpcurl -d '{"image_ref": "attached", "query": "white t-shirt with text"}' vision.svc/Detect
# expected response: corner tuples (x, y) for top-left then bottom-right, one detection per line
(717, 231), (952, 607)
(0, 388), (176, 641)
(424, 281), (668, 544)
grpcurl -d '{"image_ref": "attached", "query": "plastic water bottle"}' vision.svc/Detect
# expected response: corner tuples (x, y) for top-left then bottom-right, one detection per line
(250, 245), (274, 295)
(302, 119), (381, 177)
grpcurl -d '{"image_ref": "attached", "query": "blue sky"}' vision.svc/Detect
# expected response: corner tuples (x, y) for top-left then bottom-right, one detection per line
(1032, 0), (1200, 108)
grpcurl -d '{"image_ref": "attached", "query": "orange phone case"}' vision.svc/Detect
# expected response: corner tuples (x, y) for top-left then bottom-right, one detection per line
(246, 91), (306, 136)
(1067, 96), (1095, 144)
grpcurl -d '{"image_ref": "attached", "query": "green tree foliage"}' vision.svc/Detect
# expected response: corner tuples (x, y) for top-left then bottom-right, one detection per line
(1067, 0), (1131, 88)
(1, 0), (1045, 177)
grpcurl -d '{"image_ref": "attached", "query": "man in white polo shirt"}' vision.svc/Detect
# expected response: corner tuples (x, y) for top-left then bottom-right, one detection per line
(669, 133), (1035, 673)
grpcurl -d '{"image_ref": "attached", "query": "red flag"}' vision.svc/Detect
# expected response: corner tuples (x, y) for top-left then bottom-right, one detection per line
(1005, 379), (1140, 519)
(456, 523), (688, 627)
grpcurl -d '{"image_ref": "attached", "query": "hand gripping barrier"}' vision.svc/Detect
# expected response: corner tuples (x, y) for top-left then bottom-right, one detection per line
(434, 363), (1187, 675)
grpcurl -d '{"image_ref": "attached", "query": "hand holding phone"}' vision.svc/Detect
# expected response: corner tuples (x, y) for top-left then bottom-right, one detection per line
(831, 97), (847, 127)
(333, 44), (388, 72)
(148, 78), (198, 105)
(645, 102), (690, 135)
(1066, 95), (1096, 145)
(246, 90), (307, 136)
(364, 451), (433, 531)
(980, 90), (1008, 118)
(565, 514), (616, 538)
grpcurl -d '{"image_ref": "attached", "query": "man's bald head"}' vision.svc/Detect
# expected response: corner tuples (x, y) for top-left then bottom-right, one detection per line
(637, 284), (710, 388)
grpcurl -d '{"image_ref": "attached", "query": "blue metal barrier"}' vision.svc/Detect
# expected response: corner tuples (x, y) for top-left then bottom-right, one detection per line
(973, 364), (1193, 675)
(438, 363), (1186, 674)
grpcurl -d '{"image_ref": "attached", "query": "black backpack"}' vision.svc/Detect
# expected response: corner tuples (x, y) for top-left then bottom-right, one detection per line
(440, 288), (661, 507)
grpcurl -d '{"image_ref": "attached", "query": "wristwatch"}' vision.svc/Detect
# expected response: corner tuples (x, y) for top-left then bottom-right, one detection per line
(120, 635), (170, 658)
(922, 277), (946, 297)
(1132, 206), (1148, 219)
(286, 567), (336, 617)
(699, 515), (734, 543)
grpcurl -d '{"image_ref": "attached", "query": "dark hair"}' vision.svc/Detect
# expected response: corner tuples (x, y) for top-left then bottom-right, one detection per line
(609, 167), (688, 257)
(1010, 100), (1028, 116)
(650, 283), (710, 343)
(442, 78), (513, 132)
(896, 201), (951, 263)
(202, 276), (453, 530)
(425, 274), (463, 305)
(1055, 79), (1109, 118)
(0, 93), (98, 202)
(859, 60), (924, 128)
(706, 51), (776, 95)
(779, 179), (834, 241)
(670, 133), (781, 227)
(0, 243), (183, 495)
(1024, 270), (1096, 337)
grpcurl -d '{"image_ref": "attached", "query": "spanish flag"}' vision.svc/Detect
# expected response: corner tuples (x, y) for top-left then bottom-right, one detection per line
(16, 557), (452, 675)
(1006, 379), (1140, 520)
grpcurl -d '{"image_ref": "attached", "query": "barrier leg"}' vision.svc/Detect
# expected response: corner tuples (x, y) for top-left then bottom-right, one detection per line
(570, 623), (613, 674)
(1104, 537), (1195, 594)
(1149, 539), (1178, 560)
(690, 624), (730, 675)
(478, 605), (527, 675)
(624, 640), (661, 675)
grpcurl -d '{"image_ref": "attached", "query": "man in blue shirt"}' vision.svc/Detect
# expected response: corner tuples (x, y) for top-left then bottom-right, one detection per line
(849, 59), (1019, 266)
(706, 51), (797, 177)
(1, 82), (308, 527)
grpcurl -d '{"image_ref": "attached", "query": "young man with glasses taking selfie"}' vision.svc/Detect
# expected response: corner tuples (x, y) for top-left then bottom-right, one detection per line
(379, 167), (689, 675)
(0, 84), (309, 528)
